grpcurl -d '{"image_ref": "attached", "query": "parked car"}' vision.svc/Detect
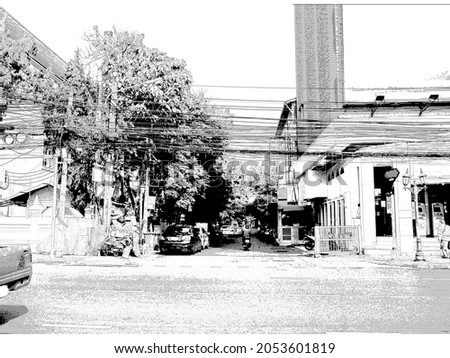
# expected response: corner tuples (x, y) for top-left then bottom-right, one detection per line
(159, 225), (202, 254)
(208, 225), (223, 247)
(220, 225), (234, 236)
(0, 244), (32, 298)
(194, 226), (209, 249)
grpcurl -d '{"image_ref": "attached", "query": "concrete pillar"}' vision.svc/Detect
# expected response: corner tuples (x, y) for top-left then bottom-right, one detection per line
(360, 162), (376, 248)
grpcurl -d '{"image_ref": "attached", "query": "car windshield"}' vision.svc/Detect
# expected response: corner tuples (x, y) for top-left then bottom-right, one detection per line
(163, 226), (190, 236)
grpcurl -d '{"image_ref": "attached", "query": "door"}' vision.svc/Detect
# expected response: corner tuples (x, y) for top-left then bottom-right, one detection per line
(374, 167), (394, 236)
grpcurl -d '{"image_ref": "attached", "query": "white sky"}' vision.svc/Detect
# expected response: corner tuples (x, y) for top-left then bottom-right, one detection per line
(3, 1), (450, 103)
(3, 1), (450, 162)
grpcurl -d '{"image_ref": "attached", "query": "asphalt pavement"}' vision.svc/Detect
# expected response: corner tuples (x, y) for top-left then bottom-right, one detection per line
(4, 241), (450, 334)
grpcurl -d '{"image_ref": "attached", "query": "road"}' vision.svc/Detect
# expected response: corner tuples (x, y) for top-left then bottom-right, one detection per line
(1, 236), (449, 334)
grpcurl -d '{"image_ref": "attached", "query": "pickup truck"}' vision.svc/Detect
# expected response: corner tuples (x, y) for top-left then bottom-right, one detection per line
(0, 244), (32, 298)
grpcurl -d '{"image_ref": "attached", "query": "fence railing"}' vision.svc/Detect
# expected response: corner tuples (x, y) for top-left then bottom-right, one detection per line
(314, 225), (361, 254)
(281, 226), (310, 244)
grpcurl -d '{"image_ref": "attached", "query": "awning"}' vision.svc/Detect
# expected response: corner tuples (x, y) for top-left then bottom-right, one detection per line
(278, 204), (306, 212)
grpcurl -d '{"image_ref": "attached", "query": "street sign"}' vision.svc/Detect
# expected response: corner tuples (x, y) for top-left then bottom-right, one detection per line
(92, 165), (103, 183)
(384, 168), (400, 181)
(147, 196), (156, 210)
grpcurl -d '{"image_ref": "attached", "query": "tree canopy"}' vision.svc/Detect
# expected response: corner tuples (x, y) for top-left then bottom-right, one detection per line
(1, 27), (232, 225)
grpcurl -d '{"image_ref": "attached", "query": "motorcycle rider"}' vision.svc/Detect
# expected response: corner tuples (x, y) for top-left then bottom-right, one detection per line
(242, 224), (251, 250)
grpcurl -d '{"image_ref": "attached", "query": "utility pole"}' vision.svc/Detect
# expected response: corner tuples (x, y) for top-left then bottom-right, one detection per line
(50, 149), (60, 258)
(138, 184), (145, 256)
(59, 91), (74, 221)
(96, 78), (103, 126)
(268, 138), (272, 206)
(109, 83), (117, 132)
(143, 165), (150, 233)
(104, 155), (113, 227)
(0, 65), (7, 119)
(58, 148), (72, 220)
(142, 145), (151, 234)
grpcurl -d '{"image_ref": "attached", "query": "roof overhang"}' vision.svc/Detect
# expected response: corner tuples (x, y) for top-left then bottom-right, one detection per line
(278, 203), (306, 212)
(3, 183), (52, 202)
(343, 100), (450, 117)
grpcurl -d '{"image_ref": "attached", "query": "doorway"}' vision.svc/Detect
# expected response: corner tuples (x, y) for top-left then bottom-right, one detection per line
(373, 166), (394, 236)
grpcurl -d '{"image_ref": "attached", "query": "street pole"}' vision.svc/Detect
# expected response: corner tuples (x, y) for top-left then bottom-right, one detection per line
(413, 183), (426, 262)
(402, 168), (427, 262)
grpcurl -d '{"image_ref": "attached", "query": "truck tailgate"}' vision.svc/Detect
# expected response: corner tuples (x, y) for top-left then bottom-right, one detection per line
(0, 244), (32, 277)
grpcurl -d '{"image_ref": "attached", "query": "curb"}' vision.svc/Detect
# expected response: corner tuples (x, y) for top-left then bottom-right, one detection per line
(370, 259), (450, 270)
(33, 259), (141, 267)
(32, 253), (450, 270)
(32, 254), (153, 267)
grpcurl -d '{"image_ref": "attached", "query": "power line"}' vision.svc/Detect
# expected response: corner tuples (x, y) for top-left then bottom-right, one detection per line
(193, 84), (296, 90)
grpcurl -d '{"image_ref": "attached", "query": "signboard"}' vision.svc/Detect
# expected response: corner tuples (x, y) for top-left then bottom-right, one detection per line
(92, 165), (103, 183)
(147, 196), (156, 210)
(384, 168), (400, 181)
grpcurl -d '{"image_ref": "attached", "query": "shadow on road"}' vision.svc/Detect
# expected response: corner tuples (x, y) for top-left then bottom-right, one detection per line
(0, 305), (28, 326)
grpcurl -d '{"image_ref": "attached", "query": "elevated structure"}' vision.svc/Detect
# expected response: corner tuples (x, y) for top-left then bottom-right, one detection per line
(294, 4), (345, 151)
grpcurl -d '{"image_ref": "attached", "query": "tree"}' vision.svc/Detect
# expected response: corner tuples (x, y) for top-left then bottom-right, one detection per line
(2, 27), (232, 225)
(247, 183), (278, 228)
(59, 27), (230, 222)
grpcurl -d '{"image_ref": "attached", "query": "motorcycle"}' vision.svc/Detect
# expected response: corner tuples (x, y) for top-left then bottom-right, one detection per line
(302, 234), (315, 251)
(100, 231), (132, 257)
(242, 235), (252, 251)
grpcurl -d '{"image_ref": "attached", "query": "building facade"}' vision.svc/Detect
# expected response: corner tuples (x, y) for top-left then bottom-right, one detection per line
(292, 102), (450, 256)
(0, 7), (67, 216)
(276, 4), (450, 256)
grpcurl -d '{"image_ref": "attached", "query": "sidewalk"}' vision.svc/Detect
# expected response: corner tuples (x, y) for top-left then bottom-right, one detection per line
(292, 245), (450, 269)
(362, 254), (450, 269)
(32, 250), (450, 269)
